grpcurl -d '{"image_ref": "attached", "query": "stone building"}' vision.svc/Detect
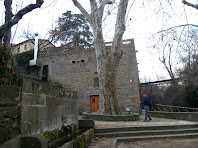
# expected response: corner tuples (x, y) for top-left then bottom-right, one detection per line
(38, 39), (140, 113)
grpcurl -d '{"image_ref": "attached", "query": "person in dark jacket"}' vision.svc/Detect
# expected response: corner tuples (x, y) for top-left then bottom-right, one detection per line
(142, 92), (152, 122)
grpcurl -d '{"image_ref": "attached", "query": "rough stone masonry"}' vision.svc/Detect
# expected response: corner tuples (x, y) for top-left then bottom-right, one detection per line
(38, 39), (140, 113)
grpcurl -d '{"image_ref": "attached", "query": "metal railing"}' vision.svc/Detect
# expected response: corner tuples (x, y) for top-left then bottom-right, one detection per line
(150, 104), (198, 112)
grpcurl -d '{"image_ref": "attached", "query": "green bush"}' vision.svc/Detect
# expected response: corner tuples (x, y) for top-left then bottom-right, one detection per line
(16, 49), (34, 67)
(15, 50), (38, 73)
(185, 84), (198, 108)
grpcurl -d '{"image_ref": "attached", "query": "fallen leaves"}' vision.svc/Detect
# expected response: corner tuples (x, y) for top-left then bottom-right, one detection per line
(135, 141), (140, 145)
(91, 137), (107, 143)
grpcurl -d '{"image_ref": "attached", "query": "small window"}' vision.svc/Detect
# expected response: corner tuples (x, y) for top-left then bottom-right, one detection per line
(72, 61), (75, 64)
(81, 60), (85, 63)
(24, 45), (27, 50)
(94, 77), (99, 89)
(17, 47), (20, 53)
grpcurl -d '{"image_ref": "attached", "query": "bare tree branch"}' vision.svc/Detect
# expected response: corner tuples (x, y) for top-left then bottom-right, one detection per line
(72, 0), (91, 23)
(99, 0), (114, 12)
(154, 24), (198, 35)
(0, 0), (44, 39)
(90, 0), (97, 14)
(182, 0), (198, 10)
(112, 0), (128, 55)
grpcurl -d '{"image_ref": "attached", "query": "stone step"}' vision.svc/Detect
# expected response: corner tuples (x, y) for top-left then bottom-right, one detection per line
(95, 124), (198, 134)
(95, 128), (198, 138)
(116, 133), (198, 143)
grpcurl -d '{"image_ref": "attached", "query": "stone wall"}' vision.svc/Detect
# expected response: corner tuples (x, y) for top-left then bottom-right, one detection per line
(38, 39), (140, 112)
(21, 79), (78, 135)
(150, 111), (198, 122)
(0, 86), (21, 144)
(0, 79), (78, 144)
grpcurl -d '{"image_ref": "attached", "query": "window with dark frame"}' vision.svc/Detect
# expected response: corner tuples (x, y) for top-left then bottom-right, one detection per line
(42, 65), (48, 82)
(24, 45), (27, 50)
(17, 47), (20, 53)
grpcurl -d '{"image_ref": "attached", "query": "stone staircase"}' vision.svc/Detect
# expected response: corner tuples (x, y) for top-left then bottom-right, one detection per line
(95, 124), (198, 143)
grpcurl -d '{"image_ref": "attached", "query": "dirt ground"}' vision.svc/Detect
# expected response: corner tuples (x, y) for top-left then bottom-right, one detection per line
(116, 138), (198, 148)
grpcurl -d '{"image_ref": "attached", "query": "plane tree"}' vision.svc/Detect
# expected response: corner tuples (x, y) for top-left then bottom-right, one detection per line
(72, 0), (129, 115)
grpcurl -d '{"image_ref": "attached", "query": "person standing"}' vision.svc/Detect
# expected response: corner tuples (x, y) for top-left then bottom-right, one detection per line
(142, 92), (152, 122)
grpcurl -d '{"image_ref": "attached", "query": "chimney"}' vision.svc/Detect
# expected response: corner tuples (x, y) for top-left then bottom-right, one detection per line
(29, 33), (40, 66)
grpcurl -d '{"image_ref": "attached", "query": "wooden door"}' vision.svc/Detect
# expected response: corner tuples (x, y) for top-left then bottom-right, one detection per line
(90, 95), (99, 112)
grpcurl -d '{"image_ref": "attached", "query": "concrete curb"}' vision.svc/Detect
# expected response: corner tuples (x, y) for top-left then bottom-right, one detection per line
(117, 133), (198, 143)
(82, 113), (139, 121)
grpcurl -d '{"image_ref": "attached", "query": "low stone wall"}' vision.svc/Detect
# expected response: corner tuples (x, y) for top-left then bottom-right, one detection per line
(0, 78), (78, 144)
(0, 85), (21, 144)
(2, 120), (95, 148)
(82, 112), (139, 121)
(150, 111), (198, 122)
(60, 128), (95, 148)
(21, 79), (78, 135)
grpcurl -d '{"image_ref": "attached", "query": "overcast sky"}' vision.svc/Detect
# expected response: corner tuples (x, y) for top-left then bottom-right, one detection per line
(0, 0), (197, 82)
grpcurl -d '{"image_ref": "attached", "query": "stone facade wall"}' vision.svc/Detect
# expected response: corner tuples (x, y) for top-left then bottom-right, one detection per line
(21, 79), (78, 135)
(0, 86), (21, 144)
(38, 39), (140, 112)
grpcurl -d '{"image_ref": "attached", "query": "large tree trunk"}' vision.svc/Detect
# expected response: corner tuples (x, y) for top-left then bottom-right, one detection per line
(0, 0), (12, 81)
(94, 37), (122, 115)
(3, 0), (12, 71)
(103, 54), (123, 115)
(72, 0), (128, 115)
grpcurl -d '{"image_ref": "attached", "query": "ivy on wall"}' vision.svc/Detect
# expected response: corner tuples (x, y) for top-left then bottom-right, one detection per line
(15, 49), (34, 69)
(15, 49), (39, 74)
(0, 46), (9, 79)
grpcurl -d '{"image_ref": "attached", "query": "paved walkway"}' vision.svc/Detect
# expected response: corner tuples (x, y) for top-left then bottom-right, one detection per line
(88, 115), (198, 148)
(94, 115), (198, 129)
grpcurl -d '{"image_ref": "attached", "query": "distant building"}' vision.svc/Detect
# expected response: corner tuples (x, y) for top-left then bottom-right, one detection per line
(12, 39), (55, 55)
(38, 39), (140, 113)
